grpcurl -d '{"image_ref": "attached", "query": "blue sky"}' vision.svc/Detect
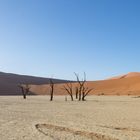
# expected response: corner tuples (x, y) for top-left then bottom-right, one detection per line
(0, 0), (140, 80)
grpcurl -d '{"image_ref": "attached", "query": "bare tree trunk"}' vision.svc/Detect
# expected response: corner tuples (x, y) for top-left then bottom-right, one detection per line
(70, 94), (74, 101)
(50, 88), (53, 101)
(74, 73), (86, 101)
(82, 86), (86, 101)
(23, 93), (26, 99)
(21, 86), (26, 99)
(79, 88), (82, 101)
(75, 87), (78, 99)
(49, 79), (54, 101)
(82, 91), (86, 101)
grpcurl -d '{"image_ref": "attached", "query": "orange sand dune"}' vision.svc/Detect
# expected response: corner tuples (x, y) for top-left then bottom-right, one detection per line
(30, 73), (140, 96)
(107, 72), (140, 80)
(1, 71), (140, 96)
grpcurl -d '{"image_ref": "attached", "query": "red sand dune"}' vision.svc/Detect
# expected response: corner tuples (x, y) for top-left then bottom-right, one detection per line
(107, 72), (140, 80)
(30, 72), (140, 96)
(1, 71), (140, 96)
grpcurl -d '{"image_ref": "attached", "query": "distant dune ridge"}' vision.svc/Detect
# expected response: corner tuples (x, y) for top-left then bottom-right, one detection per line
(0, 72), (70, 95)
(107, 72), (140, 80)
(1, 71), (140, 95)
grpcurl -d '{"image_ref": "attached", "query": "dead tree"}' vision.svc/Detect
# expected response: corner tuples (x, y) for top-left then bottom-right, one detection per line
(18, 84), (30, 99)
(74, 72), (92, 101)
(63, 83), (74, 101)
(74, 73), (86, 101)
(49, 79), (54, 101)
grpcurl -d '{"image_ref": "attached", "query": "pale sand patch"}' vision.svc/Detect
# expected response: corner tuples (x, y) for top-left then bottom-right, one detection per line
(35, 123), (117, 140)
(0, 96), (140, 140)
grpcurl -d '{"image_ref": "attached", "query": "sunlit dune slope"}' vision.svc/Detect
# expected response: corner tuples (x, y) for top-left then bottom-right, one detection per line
(30, 72), (140, 95)
(107, 72), (140, 80)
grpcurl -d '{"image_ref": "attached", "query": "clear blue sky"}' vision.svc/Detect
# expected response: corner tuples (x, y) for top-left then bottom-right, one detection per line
(0, 0), (140, 80)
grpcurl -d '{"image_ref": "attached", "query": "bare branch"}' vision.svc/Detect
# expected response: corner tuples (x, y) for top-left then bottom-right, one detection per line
(62, 83), (74, 101)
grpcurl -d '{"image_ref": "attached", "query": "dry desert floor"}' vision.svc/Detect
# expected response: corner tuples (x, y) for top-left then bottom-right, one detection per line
(0, 96), (140, 140)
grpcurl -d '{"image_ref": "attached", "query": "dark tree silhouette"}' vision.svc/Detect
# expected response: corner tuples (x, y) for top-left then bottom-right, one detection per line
(74, 72), (92, 101)
(18, 84), (30, 99)
(49, 79), (54, 101)
(74, 73), (86, 101)
(75, 87), (79, 99)
(63, 83), (74, 101)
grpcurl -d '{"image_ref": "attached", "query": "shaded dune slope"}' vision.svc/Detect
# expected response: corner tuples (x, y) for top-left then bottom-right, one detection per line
(0, 72), (70, 95)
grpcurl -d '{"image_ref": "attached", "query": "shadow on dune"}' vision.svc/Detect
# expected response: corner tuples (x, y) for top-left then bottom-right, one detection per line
(0, 72), (71, 95)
